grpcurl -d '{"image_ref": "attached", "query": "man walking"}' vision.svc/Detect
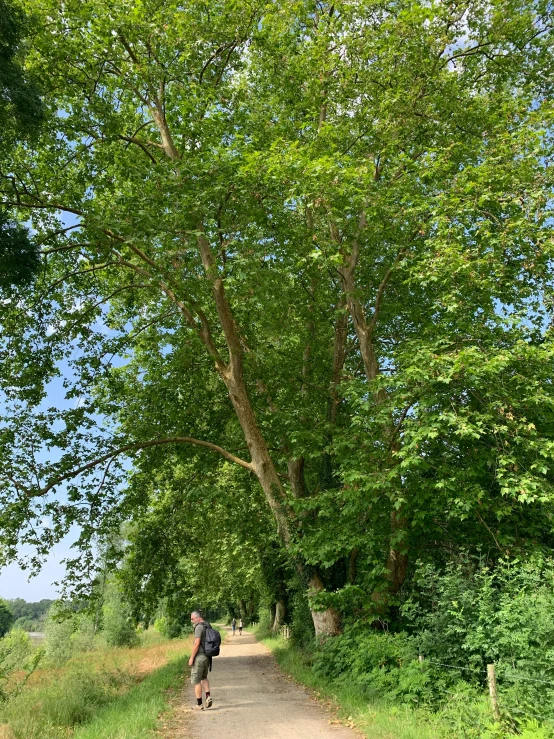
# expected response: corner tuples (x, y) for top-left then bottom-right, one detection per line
(238, 618), (243, 635)
(189, 611), (212, 710)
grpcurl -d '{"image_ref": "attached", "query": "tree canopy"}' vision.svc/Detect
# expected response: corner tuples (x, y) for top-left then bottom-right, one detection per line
(0, 0), (42, 287)
(0, 0), (553, 634)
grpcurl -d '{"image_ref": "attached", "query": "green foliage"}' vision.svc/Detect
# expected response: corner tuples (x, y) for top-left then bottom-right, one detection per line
(0, 600), (14, 638)
(403, 557), (554, 725)
(44, 603), (100, 666)
(0, 0), (552, 615)
(7, 597), (53, 632)
(44, 603), (77, 667)
(312, 629), (429, 704)
(0, 628), (42, 702)
(0, 0), (42, 136)
(0, 212), (39, 288)
(102, 581), (138, 648)
(260, 623), (554, 739)
(120, 462), (271, 630)
(288, 585), (315, 648)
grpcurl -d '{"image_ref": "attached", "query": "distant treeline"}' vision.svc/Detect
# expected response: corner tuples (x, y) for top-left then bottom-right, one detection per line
(6, 599), (54, 632)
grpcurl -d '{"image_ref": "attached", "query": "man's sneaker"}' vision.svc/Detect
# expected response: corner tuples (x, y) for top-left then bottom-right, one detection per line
(193, 704), (204, 711)
(206, 696), (213, 709)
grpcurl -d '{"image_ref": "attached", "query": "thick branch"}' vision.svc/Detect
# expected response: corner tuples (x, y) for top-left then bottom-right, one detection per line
(118, 135), (157, 163)
(367, 247), (407, 337)
(30, 437), (253, 498)
(197, 228), (243, 376)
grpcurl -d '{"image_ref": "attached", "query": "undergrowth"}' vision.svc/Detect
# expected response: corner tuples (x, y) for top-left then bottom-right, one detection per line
(254, 622), (552, 739)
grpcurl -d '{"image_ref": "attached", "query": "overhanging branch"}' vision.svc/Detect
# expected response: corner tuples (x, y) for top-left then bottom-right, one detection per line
(29, 437), (253, 498)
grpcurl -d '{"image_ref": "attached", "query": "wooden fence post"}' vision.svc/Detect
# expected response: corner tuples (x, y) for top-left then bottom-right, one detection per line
(487, 664), (500, 721)
(418, 655), (424, 664)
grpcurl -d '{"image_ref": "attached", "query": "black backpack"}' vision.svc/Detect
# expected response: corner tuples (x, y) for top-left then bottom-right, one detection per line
(202, 621), (221, 658)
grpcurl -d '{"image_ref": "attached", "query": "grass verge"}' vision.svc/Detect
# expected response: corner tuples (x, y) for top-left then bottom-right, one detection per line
(72, 653), (188, 739)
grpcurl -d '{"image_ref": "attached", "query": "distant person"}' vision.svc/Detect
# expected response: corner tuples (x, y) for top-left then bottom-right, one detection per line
(232, 617), (236, 635)
(238, 618), (243, 635)
(189, 611), (212, 710)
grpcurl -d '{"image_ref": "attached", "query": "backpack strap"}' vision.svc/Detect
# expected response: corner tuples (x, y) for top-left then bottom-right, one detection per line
(200, 621), (209, 648)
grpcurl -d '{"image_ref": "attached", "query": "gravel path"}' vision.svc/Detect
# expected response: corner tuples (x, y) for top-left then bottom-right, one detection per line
(180, 626), (356, 739)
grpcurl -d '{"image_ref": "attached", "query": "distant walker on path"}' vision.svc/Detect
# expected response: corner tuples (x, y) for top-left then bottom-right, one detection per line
(189, 610), (213, 711)
(238, 618), (243, 635)
(232, 617), (236, 635)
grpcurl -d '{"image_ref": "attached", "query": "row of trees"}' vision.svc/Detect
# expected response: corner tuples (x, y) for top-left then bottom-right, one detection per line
(0, 0), (553, 637)
(5, 598), (53, 632)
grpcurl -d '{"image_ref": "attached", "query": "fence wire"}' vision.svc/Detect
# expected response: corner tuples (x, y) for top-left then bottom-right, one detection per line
(418, 656), (554, 725)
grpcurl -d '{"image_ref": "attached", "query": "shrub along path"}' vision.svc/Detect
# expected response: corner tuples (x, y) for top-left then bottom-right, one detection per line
(177, 626), (355, 739)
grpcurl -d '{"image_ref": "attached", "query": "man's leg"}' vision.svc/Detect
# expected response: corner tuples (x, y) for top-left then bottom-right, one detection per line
(193, 680), (203, 709)
(191, 661), (204, 710)
(202, 678), (212, 708)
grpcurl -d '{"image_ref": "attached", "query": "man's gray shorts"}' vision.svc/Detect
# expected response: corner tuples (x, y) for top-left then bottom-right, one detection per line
(191, 654), (210, 684)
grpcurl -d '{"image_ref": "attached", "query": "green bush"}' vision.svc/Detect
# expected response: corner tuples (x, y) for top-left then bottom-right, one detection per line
(402, 556), (554, 724)
(44, 604), (76, 667)
(0, 628), (42, 701)
(289, 588), (315, 647)
(70, 614), (98, 654)
(102, 582), (139, 648)
(312, 628), (431, 704)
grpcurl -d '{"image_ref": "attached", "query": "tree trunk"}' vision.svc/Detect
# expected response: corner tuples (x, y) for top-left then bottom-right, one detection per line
(336, 229), (408, 606)
(348, 546), (359, 584)
(272, 599), (286, 633)
(269, 602), (276, 627)
(385, 510), (408, 594)
(197, 230), (341, 635)
(308, 572), (341, 637)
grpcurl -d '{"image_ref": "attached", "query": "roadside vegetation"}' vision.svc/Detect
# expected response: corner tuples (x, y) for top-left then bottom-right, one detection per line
(1, 1), (554, 737)
(0, 633), (189, 739)
(255, 560), (554, 739)
(254, 556), (554, 739)
(0, 582), (193, 738)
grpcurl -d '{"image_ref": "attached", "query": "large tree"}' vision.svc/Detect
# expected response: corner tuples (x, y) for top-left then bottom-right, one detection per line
(0, 0), (553, 634)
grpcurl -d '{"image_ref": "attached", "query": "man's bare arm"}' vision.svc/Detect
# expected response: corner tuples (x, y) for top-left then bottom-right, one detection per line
(188, 637), (202, 666)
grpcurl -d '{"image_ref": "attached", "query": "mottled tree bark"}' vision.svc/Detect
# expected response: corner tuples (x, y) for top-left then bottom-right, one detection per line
(272, 599), (286, 633)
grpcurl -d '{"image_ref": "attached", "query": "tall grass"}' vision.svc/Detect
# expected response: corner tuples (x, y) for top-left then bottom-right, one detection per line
(0, 634), (191, 739)
(73, 655), (188, 739)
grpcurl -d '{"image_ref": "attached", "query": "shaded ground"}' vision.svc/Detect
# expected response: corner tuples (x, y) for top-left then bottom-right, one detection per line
(163, 626), (356, 739)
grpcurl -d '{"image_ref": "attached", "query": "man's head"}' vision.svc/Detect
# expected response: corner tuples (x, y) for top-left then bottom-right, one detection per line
(190, 610), (204, 625)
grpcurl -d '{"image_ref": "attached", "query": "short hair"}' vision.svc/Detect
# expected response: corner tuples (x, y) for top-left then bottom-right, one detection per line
(191, 610), (203, 619)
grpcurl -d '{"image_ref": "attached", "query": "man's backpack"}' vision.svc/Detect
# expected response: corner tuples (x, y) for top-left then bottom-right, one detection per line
(202, 622), (221, 658)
